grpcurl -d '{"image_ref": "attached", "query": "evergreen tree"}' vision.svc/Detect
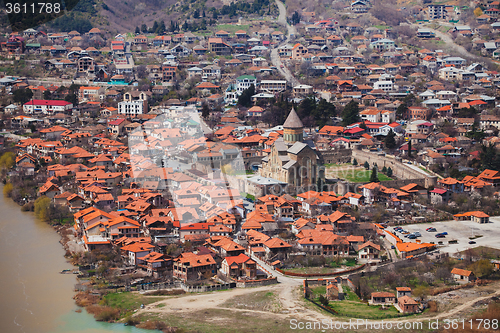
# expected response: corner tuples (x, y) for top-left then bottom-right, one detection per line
(158, 21), (166, 34)
(213, 10), (218, 19)
(370, 167), (379, 182)
(408, 140), (412, 157)
(13, 88), (33, 104)
(43, 90), (52, 100)
(202, 10), (206, 17)
(193, 9), (200, 19)
(341, 100), (360, 126)
(151, 21), (159, 33)
(363, 161), (369, 170)
(317, 177), (325, 192)
(64, 93), (77, 105)
(201, 103), (210, 119)
(313, 98), (336, 128)
(480, 143), (500, 171)
(291, 11), (301, 25)
(384, 130), (396, 149)
(237, 84), (255, 107)
(387, 167), (393, 177)
(135, 26), (140, 34)
(141, 24), (148, 33)
(169, 20), (177, 32)
(382, 166), (387, 173)
(396, 102), (408, 118)
(200, 19), (207, 30)
(352, 158), (358, 166)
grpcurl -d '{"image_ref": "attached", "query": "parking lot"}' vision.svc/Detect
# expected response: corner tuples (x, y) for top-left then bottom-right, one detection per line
(393, 216), (500, 254)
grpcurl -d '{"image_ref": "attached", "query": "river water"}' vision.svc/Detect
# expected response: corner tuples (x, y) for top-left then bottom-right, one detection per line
(0, 185), (158, 333)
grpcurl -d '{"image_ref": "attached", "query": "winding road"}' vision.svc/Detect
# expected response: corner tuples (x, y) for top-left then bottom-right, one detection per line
(270, 0), (300, 87)
(408, 23), (476, 59)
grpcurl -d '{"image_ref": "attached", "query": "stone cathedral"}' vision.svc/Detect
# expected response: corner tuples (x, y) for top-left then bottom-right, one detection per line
(259, 107), (321, 187)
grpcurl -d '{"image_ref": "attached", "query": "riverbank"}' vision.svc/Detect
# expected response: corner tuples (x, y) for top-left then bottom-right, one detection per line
(0, 179), (168, 333)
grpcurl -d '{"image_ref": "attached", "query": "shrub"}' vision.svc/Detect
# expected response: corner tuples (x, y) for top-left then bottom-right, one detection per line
(125, 316), (140, 326)
(21, 201), (34, 211)
(86, 305), (120, 322)
(3, 182), (13, 197)
(318, 295), (329, 306)
(34, 196), (51, 221)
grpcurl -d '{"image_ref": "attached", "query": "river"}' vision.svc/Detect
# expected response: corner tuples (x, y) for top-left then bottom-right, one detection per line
(0, 185), (159, 333)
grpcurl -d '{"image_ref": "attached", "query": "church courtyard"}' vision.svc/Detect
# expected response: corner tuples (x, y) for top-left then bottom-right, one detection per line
(325, 164), (393, 183)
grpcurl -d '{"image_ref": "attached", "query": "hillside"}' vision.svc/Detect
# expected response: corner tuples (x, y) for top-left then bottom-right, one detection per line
(42, 0), (274, 34)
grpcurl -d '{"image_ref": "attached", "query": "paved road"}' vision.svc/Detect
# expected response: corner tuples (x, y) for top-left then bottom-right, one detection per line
(271, 0), (300, 86)
(275, 0), (296, 39)
(409, 23), (476, 59)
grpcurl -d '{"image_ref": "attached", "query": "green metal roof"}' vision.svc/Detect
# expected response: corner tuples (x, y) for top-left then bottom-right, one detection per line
(236, 75), (256, 80)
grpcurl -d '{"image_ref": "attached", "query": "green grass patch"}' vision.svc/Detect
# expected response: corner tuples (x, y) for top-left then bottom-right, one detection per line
(285, 266), (342, 274)
(216, 24), (250, 34)
(343, 171), (392, 183)
(418, 166), (431, 174)
(374, 25), (390, 30)
(311, 285), (326, 296)
(328, 300), (400, 319)
(102, 292), (162, 318)
(343, 286), (360, 301)
(242, 193), (255, 201)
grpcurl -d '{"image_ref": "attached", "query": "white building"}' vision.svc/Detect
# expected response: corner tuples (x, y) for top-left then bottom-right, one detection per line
(381, 110), (396, 123)
(373, 80), (394, 92)
(23, 100), (73, 115)
(236, 75), (257, 94)
(259, 80), (287, 93)
(118, 100), (146, 116)
(202, 65), (221, 80)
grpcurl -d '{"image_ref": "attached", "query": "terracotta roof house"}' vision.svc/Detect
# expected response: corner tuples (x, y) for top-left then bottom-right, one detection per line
(451, 268), (475, 283)
(371, 292), (395, 304)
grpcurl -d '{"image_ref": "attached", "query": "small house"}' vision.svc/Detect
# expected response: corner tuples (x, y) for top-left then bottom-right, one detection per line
(451, 268), (475, 283)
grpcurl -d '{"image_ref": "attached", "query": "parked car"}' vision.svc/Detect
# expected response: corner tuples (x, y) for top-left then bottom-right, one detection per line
(391, 245), (395, 249)
(426, 228), (437, 232)
(435, 234), (445, 238)
(468, 241), (476, 244)
(441, 232), (448, 235)
(413, 232), (421, 237)
(408, 234), (417, 239)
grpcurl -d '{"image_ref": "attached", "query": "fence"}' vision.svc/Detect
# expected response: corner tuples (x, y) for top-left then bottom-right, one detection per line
(136, 281), (179, 291)
(276, 264), (366, 277)
(236, 277), (278, 288)
(304, 277), (355, 290)
(179, 282), (236, 293)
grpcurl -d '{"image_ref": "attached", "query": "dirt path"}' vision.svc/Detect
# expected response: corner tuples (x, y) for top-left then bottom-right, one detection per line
(136, 284), (283, 315)
(136, 279), (500, 326)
